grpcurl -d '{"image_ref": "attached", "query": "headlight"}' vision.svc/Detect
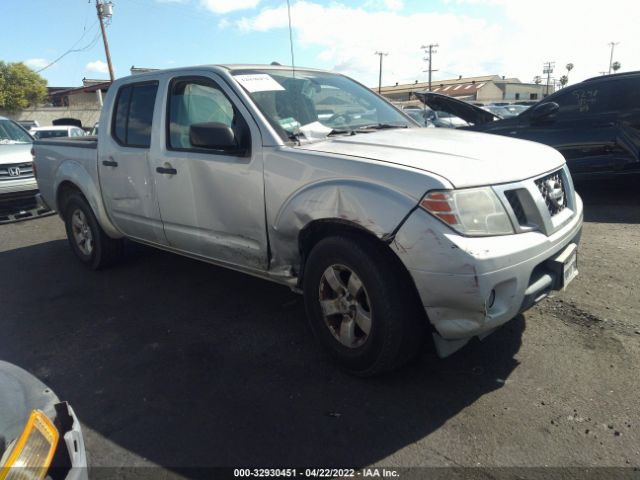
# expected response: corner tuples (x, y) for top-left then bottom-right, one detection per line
(420, 187), (514, 236)
(0, 410), (59, 480)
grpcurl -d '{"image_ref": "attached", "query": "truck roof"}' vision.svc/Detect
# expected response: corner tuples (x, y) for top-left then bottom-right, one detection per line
(116, 64), (336, 83)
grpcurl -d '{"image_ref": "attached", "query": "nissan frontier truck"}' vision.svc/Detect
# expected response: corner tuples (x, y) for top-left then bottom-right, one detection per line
(33, 65), (583, 375)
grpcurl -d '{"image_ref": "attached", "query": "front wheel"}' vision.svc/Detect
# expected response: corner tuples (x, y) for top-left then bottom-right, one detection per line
(303, 235), (426, 376)
(63, 193), (123, 270)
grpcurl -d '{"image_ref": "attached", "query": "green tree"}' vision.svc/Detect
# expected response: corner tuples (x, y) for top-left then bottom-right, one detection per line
(0, 61), (48, 112)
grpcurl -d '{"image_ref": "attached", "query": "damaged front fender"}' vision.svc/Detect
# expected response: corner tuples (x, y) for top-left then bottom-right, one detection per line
(268, 178), (419, 274)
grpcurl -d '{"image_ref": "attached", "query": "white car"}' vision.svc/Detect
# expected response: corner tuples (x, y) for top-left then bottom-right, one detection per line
(32, 126), (86, 139)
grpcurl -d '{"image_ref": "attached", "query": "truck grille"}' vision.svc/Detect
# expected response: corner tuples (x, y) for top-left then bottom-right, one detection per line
(535, 170), (567, 217)
(0, 162), (34, 181)
(504, 189), (528, 226)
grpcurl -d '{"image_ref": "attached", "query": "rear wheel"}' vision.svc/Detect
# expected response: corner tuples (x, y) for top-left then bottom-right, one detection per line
(63, 193), (123, 270)
(303, 235), (426, 376)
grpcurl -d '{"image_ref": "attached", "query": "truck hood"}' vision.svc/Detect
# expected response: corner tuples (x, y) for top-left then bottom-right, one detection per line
(297, 128), (565, 188)
(0, 143), (32, 165)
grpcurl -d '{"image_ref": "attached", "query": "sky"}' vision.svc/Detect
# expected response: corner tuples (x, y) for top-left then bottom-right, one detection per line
(1, 0), (639, 89)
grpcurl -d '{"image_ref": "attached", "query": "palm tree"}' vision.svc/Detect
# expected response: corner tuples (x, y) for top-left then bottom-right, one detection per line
(564, 63), (574, 86)
(533, 75), (542, 84)
(559, 75), (568, 87)
(612, 61), (621, 72)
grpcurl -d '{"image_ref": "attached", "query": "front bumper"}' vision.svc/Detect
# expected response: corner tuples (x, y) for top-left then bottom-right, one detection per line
(391, 193), (583, 355)
(0, 176), (38, 196)
(0, 179), (52, 223)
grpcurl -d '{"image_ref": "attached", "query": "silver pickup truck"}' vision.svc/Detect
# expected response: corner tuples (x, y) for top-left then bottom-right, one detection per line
(34, 65), (583, 375)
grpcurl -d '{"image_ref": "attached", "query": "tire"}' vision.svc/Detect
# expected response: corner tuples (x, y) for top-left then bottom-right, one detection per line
(63, 193), (123, 270)
(303, 234), (426, 376)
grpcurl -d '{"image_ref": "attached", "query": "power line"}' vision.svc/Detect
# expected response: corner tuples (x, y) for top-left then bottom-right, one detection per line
(421, 44), (439, 91)
(542, 61), (555, 96)
(374, 52), (388, 94)
(96, 0), (115, 82)
(608, 42), (619, 75)
(36, 21), (101, 73)
(286, 0), (295, 77)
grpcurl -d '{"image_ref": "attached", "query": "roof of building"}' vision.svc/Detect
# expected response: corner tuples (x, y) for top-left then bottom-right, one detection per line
(375, 74), (551, 96)
(429, 82), (486, 97)
(47, 81), (111, 98)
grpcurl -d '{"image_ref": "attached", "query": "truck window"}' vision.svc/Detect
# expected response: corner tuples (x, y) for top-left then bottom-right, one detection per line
(112, 82), (158, 148)
(167, 78), (235, 150)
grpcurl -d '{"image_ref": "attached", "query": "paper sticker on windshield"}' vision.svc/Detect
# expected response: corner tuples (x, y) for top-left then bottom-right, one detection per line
(234, 74), (285, 93)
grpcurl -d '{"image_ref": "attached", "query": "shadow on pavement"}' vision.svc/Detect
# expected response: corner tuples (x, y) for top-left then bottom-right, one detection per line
(1, 239), (524, 470)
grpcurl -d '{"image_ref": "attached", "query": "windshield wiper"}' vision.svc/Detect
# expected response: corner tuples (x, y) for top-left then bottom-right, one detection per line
(354, 123), (409, 130)
(327, 129), (356, 136)
(327, 124), (408, 137)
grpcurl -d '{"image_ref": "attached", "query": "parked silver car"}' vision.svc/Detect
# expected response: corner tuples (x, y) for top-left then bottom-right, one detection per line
(34, 65), (583, 375)
(0, 116), (43, 222)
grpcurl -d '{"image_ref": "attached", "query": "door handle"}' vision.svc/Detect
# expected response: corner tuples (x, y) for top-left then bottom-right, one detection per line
(102, 160), (118, 167)
(156, 164), (177, 175)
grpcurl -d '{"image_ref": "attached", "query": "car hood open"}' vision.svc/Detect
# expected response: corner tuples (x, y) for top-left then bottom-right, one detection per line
(297, 127), (565, 188)
(414, 91), (501, 126)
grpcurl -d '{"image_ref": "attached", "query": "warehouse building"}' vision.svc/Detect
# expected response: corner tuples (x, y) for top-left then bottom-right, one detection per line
(377, 75), (550, 105)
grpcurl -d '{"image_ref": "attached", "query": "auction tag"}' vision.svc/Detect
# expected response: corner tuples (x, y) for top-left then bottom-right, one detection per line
(234, 74), (285, 93)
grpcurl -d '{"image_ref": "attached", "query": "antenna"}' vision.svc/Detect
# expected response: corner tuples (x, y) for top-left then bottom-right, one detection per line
(286, 0), (296, 78)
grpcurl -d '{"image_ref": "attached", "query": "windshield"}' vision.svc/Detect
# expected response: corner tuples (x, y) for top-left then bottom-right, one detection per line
(232, 69), (413, 141)
(0, 120), (33, 144)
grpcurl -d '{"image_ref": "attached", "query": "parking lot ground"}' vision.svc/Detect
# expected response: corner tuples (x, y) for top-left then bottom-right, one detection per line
(1, 182), (639, 477)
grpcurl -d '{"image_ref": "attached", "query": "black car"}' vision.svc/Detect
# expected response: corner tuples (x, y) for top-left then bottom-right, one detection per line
(418, 71), (640, 180)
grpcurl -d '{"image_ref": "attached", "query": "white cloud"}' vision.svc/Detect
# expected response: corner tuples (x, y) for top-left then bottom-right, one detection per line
(200, 0), (260, 14)
(86, 60), (109, 74)
(23, 58), (49, 70)
(235, 0), (640, 87)
(383, 0), (404, 10)
(362, 0), (404, 10)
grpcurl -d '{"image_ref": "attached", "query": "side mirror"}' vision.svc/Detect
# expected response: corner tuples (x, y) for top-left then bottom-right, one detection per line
(529, 102), (559, 123)
(189, 122), (238, 151)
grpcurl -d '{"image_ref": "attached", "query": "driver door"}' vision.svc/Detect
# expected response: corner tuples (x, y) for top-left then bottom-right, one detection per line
(150, 73), (268, 270)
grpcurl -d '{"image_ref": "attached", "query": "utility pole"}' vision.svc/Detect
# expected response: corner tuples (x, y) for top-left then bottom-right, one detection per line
(96, 0), (115, 82)
(374, 51), (388, 95)
(608, 41), (619, 74)
(421, 44), (439, 91)
(543, 61), (555, 96)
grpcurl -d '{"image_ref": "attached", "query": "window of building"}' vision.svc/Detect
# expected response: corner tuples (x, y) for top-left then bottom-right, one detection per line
(530, 93), (538, 100)
(515, 93), (520, 100)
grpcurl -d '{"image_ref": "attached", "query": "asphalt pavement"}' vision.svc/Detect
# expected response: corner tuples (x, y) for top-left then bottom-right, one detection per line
(0, 181), (638, 479)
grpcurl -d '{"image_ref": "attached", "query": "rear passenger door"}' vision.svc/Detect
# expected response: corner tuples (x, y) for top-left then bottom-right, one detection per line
(99, 81), (167, 244)
(601, 77), (640, 175)
(150, 73), (268, 270)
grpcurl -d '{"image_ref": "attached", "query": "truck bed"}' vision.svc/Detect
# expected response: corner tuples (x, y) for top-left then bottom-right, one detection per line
(34, 136), (97, 149)
(34, 137), (99, 213)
